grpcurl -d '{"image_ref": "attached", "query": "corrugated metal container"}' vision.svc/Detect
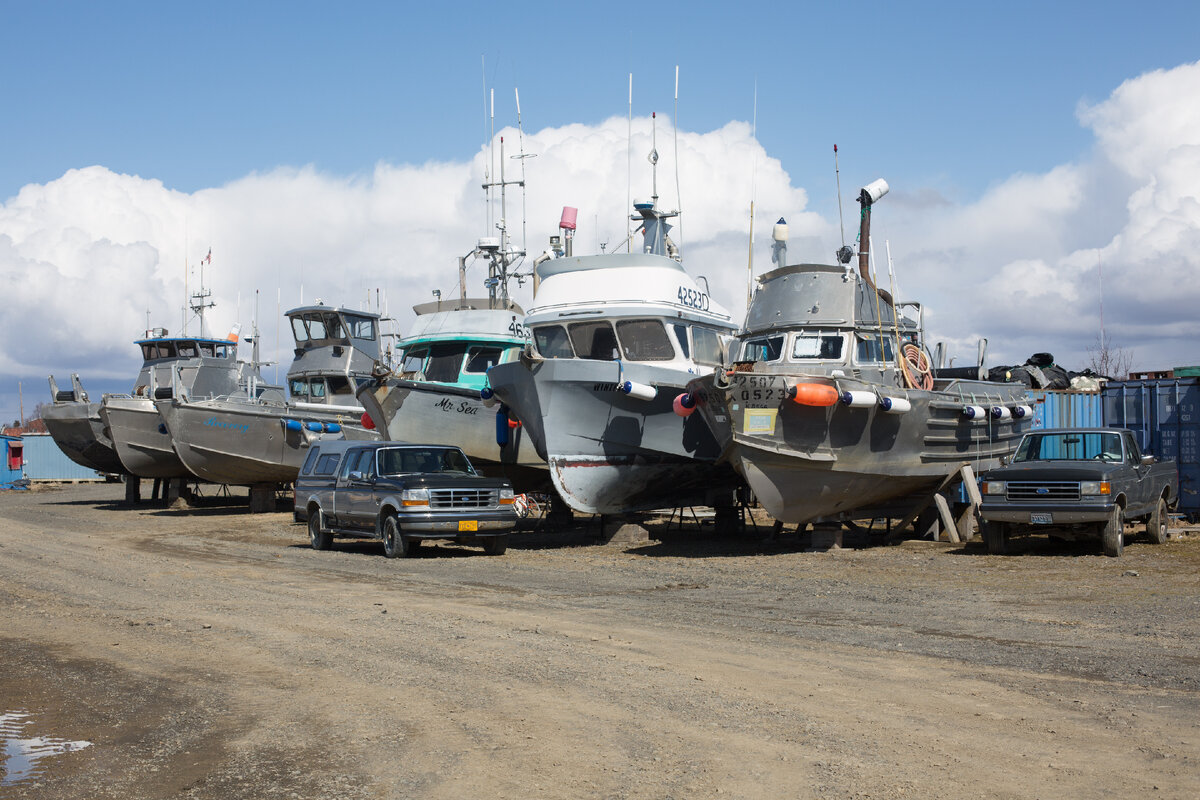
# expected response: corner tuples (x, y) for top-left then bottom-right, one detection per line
(19, 433), (105, 481)
(1028, 390), (1103, 430)
(1102, 378), (1200, 518)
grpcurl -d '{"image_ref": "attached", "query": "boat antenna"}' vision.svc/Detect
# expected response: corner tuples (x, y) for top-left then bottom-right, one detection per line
(489, 88), (496, 233)
(746, 78), (758, 312)
(834, 144), (847, 250)
(650, 112), (659, 205)
(190, 248), (215, 338)
(673, 66), (683, 255)
(868, 237), (889, 375)
(513, 87), (536, 261)
(886, 239), (903, 357)
(627, 72), (633, 253)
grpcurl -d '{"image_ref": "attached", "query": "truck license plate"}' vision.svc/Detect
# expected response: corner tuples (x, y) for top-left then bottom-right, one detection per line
(1030, 513), (1052, 524)
(458, 520), (478, 532)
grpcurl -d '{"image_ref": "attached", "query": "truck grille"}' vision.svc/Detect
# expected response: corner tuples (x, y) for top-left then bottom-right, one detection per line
(429, 489), (497, 509)
(1006, 481), (1081, 501)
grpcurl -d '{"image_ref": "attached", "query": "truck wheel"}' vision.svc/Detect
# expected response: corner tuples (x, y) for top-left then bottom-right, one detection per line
(482, 535), (508, 556)
(309, 510), (332, 551)
(982, 521), (1008, 554)
(1102, 506), (1125, 557)
(1147, 497), (1168, 544)
(381, 515), (413, 559)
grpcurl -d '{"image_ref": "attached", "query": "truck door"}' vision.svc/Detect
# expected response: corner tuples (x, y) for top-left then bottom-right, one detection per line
(1124, 432), (1153, 512)
(331, 448), (365, 527)
(345, 448), (381, 530)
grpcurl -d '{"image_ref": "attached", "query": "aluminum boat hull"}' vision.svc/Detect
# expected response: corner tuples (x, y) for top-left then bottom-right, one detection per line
(100, 396), (191, 479)
(41, 400), (126, 475)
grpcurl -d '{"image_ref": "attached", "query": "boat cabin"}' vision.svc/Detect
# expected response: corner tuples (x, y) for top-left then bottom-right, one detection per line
(286, 305), (388, 403)
(394, 299), (526, 392)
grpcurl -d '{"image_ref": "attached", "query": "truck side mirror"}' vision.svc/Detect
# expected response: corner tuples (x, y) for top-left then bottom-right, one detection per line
(1141, 455), (1156, 466)
(349, 470), (366, 482)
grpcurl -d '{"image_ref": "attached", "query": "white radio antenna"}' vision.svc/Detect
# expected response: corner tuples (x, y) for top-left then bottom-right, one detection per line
(673, 65), (683, 255)
(627, 72), (633, 253)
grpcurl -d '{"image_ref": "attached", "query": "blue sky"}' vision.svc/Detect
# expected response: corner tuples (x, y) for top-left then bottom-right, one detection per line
(3, 1), (1200, 426)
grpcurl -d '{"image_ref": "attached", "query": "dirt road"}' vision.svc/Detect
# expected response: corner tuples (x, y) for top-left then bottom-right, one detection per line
(1, 483), (1198, 798)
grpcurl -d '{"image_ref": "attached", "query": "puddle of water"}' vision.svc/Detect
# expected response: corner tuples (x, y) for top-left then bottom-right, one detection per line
(0, 711), (92, 786)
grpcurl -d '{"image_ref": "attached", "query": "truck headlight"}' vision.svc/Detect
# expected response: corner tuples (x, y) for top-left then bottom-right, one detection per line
(499, 487), (515, 505)
(981, 481), (1006, 496)
(401, 488), (429, 507)
(1080, 481), (1111, 496)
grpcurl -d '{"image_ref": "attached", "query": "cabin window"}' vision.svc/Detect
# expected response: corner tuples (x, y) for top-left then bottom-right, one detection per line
(290, 379), (309, 398)
(216, 344), (232, 359)
(308, 379), (327, 399)
(791, 333), (845, 361)
(400, 348), (428, 376)
(291, 318), (310, 343)
(425, 342), (468, 383)
(464, 346), (504, 374)
(197, 343), (214, 358)
(672, 324), (691, 358)
(569, 322), (619, 361)
(157, 342), (177, 359)
(306, 316), (328, 339)
(533, 325), (575, 359)
(327, 376), (353, 396)
(323, 314), (345, 340)
(301, 448), (321, 475)
(855, 334), (895, 364)
(345, 314), (376, 341)
(141, 344), (155, 360)
(314, 453), (341, 475)
(693, 327), (725, 366)
(177, 342), (198, 358)
(616, 320), (674, 361)
(740, 335), (784, 362)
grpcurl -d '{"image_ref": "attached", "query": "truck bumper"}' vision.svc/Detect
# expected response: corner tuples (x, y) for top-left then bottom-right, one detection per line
(399, 513), (516, 535)
(979, 502), (1116, 525)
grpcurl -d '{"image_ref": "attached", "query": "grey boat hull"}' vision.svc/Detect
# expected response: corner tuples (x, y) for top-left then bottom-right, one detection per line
(358, 379), (548, 491)
(100, 396), (192, 479)
(41, 401), (126, 475)
(157, 397), (377, 486)
(486, 357), (738, 515)
(687, 371), (1029, 523)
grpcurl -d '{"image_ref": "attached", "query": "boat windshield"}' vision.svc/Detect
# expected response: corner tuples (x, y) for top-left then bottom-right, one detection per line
(1013, 432), (1123, 463)
(615, 320), (675, 361)
(855, 333), (895, 364)
(792, 333), (845, 362)
(425, 342), (467, 383)
(377, 447), (476, 475)
(292, 312), (346, 343)
(740, 335), (784, 362)
(533, 325), (575, 359)
(569, 322), (620, 361)
(693, 327), (725, 366)
(344, 314), (377, 342)
(464, 346), (504, 373)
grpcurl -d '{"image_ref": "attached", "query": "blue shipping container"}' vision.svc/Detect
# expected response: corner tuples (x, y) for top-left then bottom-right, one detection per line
(1028, 390), (1103, 430)
(1102, 378), (1200, 518)
(19, 434), (105, 481)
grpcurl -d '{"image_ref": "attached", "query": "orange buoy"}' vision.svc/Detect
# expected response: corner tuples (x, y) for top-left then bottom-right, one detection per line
(789, 383), (839, 407)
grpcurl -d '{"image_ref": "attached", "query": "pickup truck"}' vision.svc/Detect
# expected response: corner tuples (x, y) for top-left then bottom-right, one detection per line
(978, 427), (1178, 556)
(295, 440), (517, 557)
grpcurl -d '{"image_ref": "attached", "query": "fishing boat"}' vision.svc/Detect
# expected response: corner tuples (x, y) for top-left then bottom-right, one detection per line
(99, 327), (259, 479)
(681, 179), (1031, 524)
(356, 294), (547, 489)
(155, 303), (384, 488)
(484, 196), (742, 515)
(42, 374), (127, 476)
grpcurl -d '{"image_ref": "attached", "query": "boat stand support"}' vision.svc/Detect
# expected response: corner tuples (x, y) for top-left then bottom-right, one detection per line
(248, 483), (277, 514)
(123, 476), (141, 505)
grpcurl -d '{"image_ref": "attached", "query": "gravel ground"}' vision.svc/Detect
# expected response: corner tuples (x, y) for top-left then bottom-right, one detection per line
(1, 482), (1198, 799)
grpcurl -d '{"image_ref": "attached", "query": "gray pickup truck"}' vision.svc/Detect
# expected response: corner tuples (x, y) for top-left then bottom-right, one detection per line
(295, 440), (518, 557)
(978, 427), (1178, 556)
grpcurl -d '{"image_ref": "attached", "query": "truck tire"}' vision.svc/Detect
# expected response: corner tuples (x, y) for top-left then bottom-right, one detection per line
(482, 534), (508, 556)
(1102, 506), (1124, 557)
(309, 510), (332, 551)
(1147, 497), (1168, 544)
(382, 515), (413, 559)
(982, 520), (1008, 554)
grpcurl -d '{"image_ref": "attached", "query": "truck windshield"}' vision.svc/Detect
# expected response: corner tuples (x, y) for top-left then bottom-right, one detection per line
(1013, 432), (1123, 462)
(377, 447), (476, 475)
